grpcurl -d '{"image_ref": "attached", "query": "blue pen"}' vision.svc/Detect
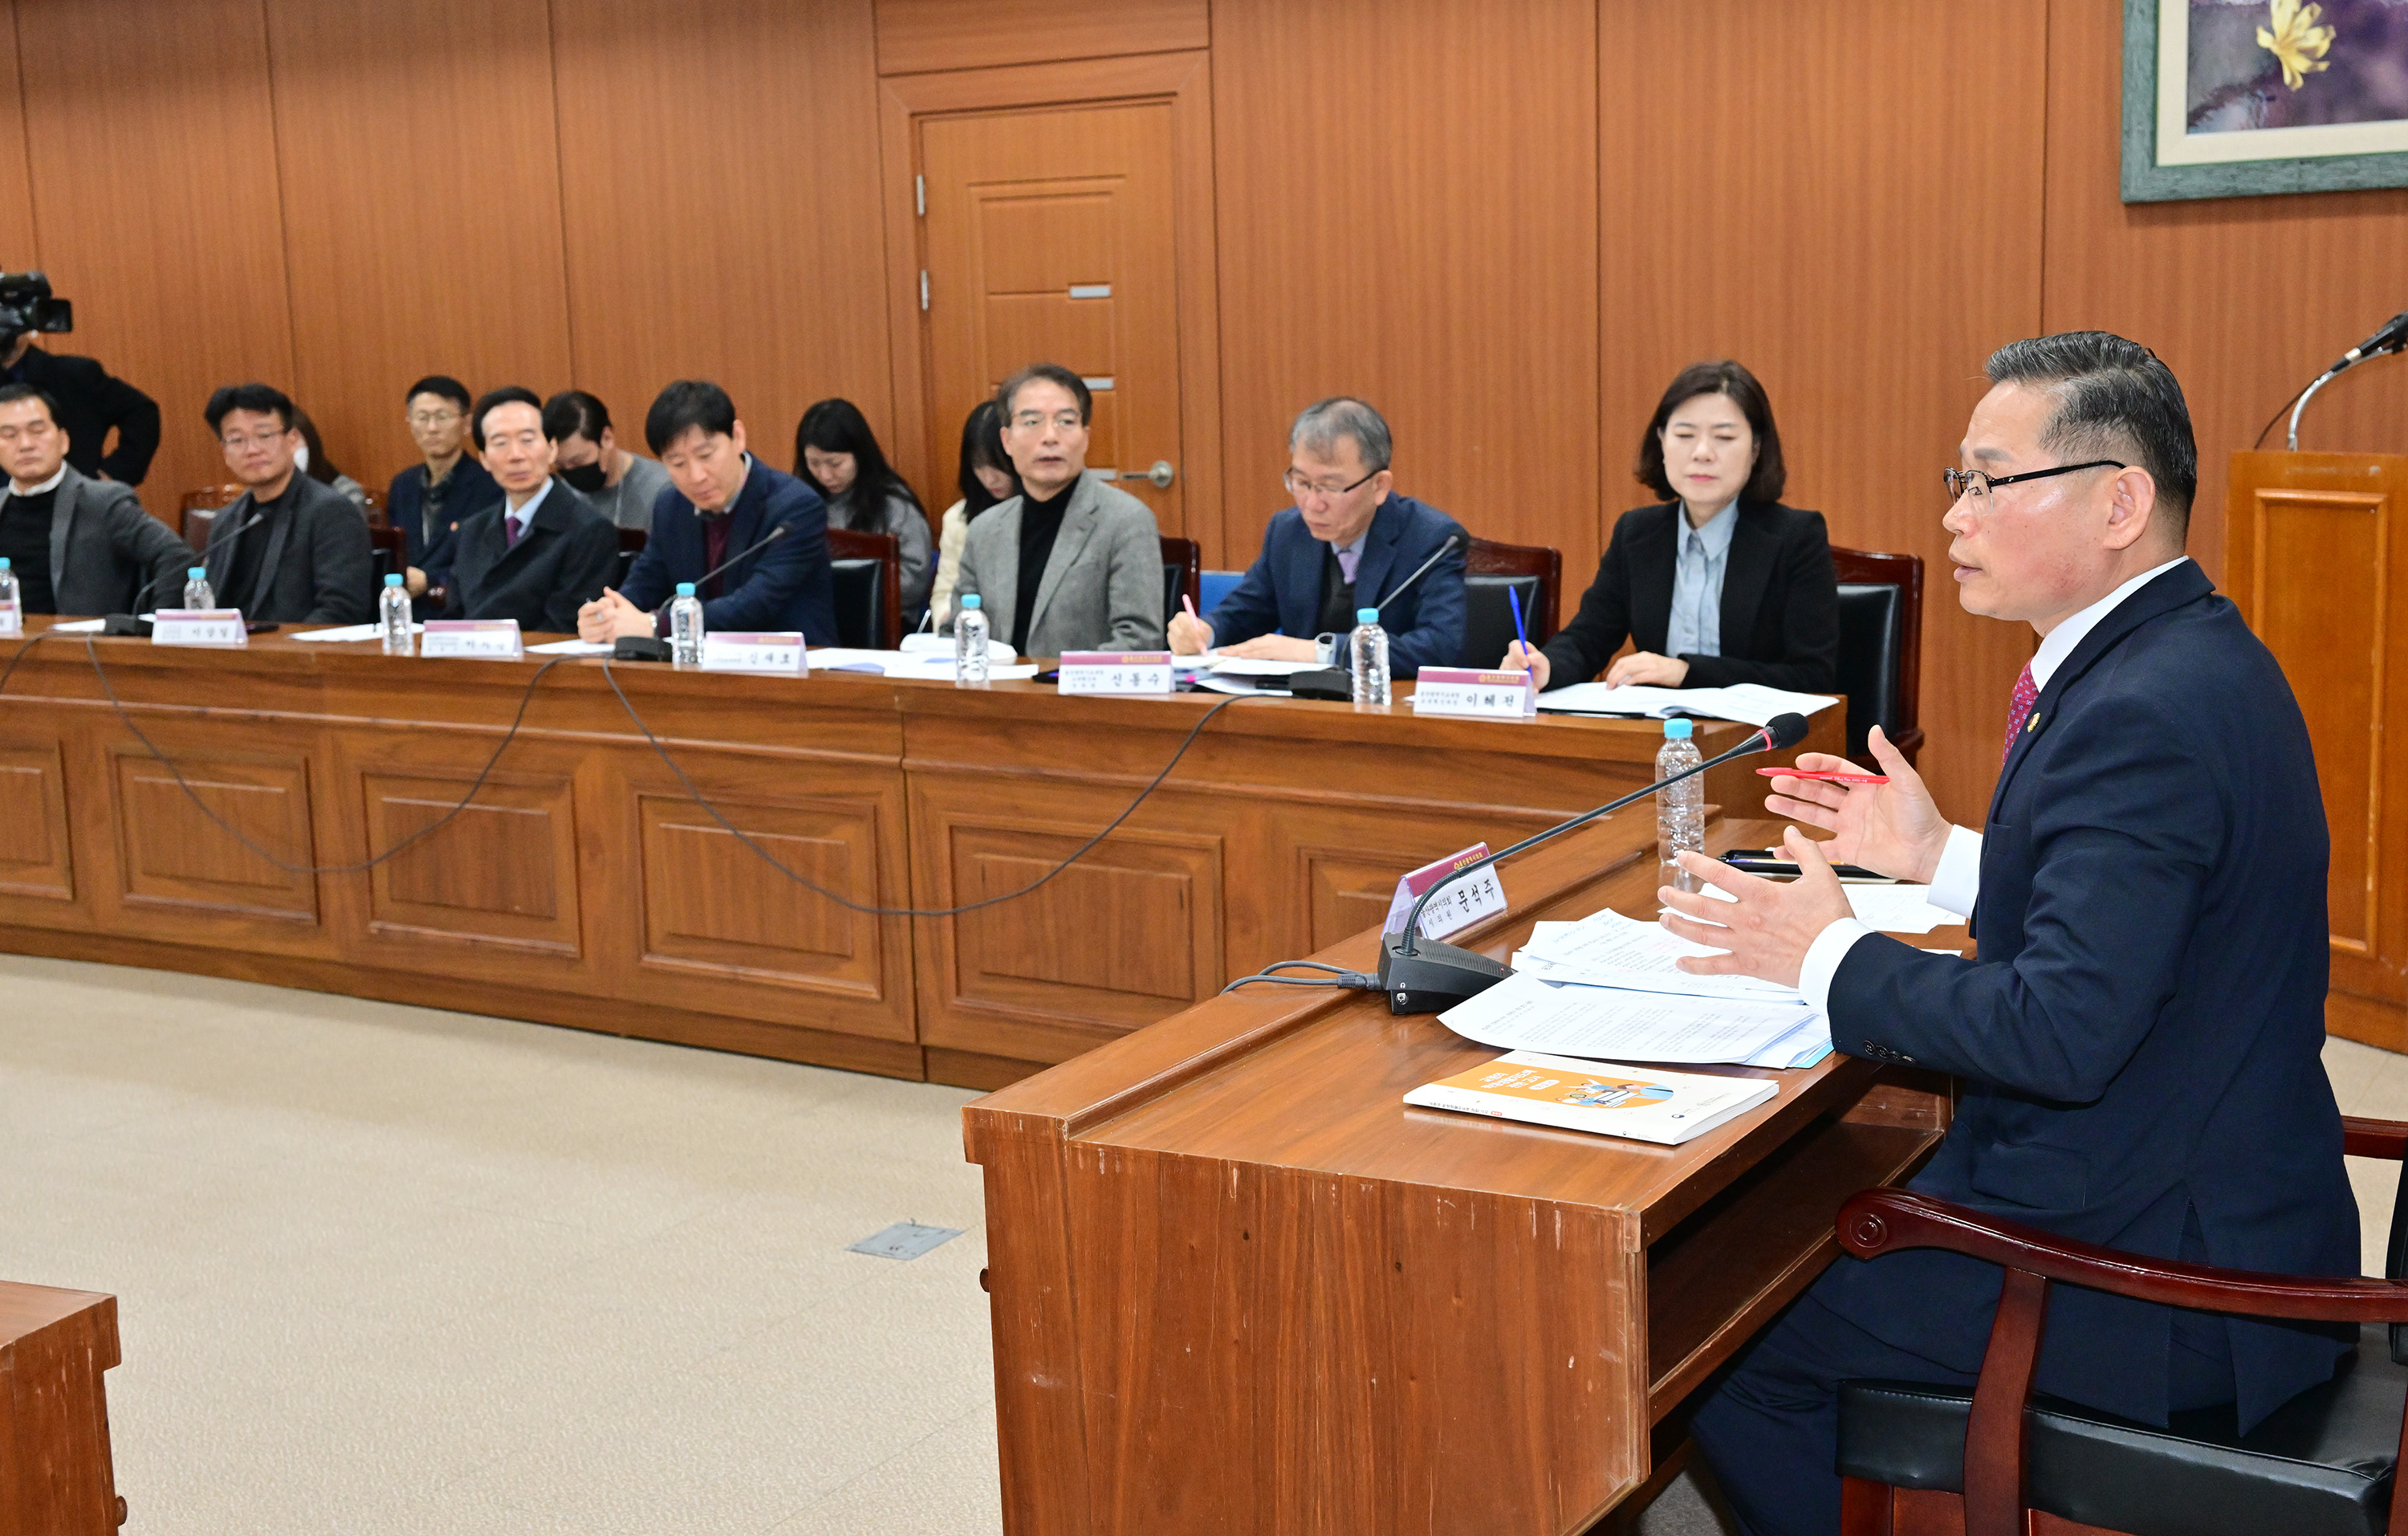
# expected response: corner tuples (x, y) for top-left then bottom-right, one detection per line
(1506, 585), (1529, 659)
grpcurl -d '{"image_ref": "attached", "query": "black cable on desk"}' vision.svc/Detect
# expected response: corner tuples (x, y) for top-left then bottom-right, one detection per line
(0, 626), (60, 695)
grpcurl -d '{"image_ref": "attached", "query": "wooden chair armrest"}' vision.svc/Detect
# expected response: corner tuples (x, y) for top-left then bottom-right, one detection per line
(2345, 1115), (2408, 1162)
(1839, 1188), (2408, 1323)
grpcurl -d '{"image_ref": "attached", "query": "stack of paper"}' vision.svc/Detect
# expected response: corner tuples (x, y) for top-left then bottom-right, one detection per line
(1536, 680), (1838, 727)
(808, 643), (1041, 681)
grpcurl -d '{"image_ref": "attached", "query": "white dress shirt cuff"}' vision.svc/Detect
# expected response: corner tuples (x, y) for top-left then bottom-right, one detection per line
(1927, 826), (1983, 919)
(1799, 918), (1874, 1020)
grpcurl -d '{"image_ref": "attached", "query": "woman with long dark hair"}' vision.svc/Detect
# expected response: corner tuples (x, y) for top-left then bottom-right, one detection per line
(794, 397), (934, 615)
(928, 397), (1020, 627)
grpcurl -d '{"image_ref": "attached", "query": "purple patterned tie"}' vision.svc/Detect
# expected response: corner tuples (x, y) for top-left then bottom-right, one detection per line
(1335, 543), (1360, 584)
(2001, 662), (2037, 765)
(505, 513), (524, 548)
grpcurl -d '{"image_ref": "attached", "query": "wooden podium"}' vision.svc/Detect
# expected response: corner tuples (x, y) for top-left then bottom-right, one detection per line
(964, 813), (1954, 1534)
(2227, 451), (2408, 1050)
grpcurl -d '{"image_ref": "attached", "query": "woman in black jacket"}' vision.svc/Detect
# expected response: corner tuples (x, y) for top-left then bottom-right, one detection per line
(1507, 360), (1837, 694)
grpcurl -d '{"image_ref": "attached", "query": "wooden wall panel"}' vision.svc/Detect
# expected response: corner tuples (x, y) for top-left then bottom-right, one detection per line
(550, 0), (893, 488)
(1210, 0), (1599, 578)
(0, 2), (39, 270)
(1597, 0), (2050, 825)
(263, 0), (575, 495)
(14, 0), (295, 516)
(2040, 0), (2408, 587)
(874, 0), (1208, 77)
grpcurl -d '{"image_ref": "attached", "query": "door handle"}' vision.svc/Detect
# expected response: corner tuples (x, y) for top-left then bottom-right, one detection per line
(1145, 460), (1176, 489)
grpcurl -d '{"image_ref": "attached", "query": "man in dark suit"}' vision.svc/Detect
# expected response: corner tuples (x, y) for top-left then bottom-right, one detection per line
(576, 380), (835, 644)
(2, 335), (159, 486)
(441, 388), (617, 634)
(386, 375), (500, 616)
(1168, 397), (1466, 675)
(201, 383), (374, 625)
(1660, 332), (2356, 1536)
(0, 383), (188, 614)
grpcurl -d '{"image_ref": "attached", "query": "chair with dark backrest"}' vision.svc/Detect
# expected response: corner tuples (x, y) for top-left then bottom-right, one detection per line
(366, 524), (405, 585)
(615, 527), (646, 591)
(1160, 536), (1201, 630)
(1458, 537), (1561, 669)
(1834, 1117), (2408, 1536)
(180, 485), (246, 552)
(826, 525), (901, 650)
(360, 488), (386, 528)
(1830, 546), (1925, 767)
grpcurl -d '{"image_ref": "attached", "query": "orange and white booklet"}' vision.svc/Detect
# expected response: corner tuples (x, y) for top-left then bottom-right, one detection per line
(1404, 1050), (1778, 1145)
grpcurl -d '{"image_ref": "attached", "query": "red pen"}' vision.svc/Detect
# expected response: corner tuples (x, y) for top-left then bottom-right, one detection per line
(1757, 768), (1889, 784)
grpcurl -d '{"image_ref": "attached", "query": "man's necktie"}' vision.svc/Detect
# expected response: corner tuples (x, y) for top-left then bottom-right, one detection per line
(504, 513), (524, 548)
(2002, 662), (2037, 766)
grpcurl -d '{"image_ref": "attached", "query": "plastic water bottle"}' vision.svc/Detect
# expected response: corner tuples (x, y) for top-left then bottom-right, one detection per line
(1349, 606), (1389, 705)
(669, 581), (704, 664)
(379, 572), (413, 654)
(1657, 718), (1706, 894)
(954, 593), (990, 685)
(0, 558), (18, 625)
(182, 566), (214, 611)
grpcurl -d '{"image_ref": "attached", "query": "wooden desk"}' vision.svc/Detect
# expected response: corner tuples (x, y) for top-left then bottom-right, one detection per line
(0, 1283), (123, 1535)
(963, 817), (1956, 1535)
(0, 622), (1837, 1086)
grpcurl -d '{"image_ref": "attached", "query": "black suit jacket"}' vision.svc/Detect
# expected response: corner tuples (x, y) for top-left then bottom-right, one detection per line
(1820, 561), (2356, 1432)
(621, 459), (836, 640)
(441, 479), (618, 634)
(1539, 501), (1837, 691)
(386, 456), (500, 597)
(10, 347), (160, 486)
(204, 474), (375, 625)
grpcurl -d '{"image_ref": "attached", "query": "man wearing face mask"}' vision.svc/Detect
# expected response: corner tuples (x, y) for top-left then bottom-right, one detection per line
(543, 389), (672, 533)
(442, 388), (619, 633)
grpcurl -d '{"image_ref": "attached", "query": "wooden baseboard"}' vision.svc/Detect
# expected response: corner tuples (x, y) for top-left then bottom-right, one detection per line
(2328, 988), (2406, 1053)
(924, 1047), (1047, 1091)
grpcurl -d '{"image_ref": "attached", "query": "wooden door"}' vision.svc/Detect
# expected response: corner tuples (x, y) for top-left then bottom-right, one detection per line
(918, 101), (1187, 536)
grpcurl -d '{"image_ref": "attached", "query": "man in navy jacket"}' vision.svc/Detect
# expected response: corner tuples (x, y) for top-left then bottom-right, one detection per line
(387, 375), (500, 617)
(1167, 397), (1466, 675)
(578, 380), (835, 644)
(1660, 332), (2356, 1536)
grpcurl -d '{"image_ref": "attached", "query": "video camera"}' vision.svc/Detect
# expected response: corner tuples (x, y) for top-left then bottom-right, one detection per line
(0, 271), (71, 340)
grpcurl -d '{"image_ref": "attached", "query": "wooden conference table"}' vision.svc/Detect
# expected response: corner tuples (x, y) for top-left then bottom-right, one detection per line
(964, 814), (1959, 1535)
(0, 620), (1835, 1087)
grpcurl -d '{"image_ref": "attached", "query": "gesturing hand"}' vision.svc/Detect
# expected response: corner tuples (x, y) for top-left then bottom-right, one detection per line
(1658, 826), (1854, 989)
(1759, 724), (1950, 884)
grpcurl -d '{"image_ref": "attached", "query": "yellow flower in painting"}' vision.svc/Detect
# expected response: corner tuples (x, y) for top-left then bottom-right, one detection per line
(2257, 0), (2337, 91)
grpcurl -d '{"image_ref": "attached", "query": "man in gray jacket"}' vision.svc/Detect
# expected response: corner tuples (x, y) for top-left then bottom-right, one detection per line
(201, 382), (374, 625)
(948, 364), (1163, 656)
(0, 382), (189, 614)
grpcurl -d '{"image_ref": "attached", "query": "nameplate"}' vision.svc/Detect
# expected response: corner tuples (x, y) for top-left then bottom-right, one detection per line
(1385, 841), (1507, 941)
(1058, 650), (1174, 695)
(700, 632), (808, 674)
(0, 600), (18, 638)
(151, 608), (247, 647)
(1410, 667), (1536, 719)
(420, 619), (523, 659)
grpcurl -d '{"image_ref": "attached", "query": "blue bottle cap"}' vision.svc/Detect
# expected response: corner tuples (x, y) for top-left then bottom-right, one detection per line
(384, 572), (404, 587)
(1356, 607), (1379, 624)
(188, 567), (206, 578)
(675, 582), (697, 597)
(0, 557), (10, 570)
(1664, 718), (1694, 739)
(960, 594), (980, 609)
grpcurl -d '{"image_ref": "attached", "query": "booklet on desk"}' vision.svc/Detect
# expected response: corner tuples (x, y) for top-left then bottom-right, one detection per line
(1405, 1050), (1778, 1145)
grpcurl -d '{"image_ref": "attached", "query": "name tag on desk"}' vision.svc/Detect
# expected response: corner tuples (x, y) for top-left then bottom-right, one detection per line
(0, 600), (18, 638)
(152, 608), (246, 647)
(420, 619), (523, 659)
(1058, 651), (1173, 695)
(700, 632), (808, 674)
(1385, 841), (1507, 941)
(1410, 668), (1536, 719)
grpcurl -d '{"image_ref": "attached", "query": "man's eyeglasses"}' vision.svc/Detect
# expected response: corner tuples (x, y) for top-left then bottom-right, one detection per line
(221, 430), (290, 452)
(408, 409), (462, 428)
(1283, 467), (1379, 502)
(1943, 460), (2125, 508)
(1009, 410), (1084, 433)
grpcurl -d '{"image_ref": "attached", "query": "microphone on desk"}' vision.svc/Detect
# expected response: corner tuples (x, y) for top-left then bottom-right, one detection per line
(104, 510), (266, 634)
(1375, 711), (1812, 1014)
(1281, 536), (1466, 701)
(691, 522), (787, 590)
(1373, 533), (1462, 613)
(609, 524), (791, 662)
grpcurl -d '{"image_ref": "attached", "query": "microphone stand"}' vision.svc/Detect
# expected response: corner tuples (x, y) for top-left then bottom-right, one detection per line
(1283, 534), (1463, 700)
(1377, 716), (1800, 1014)
(611, 521), (791, 661)
(105, 508), (265, 635)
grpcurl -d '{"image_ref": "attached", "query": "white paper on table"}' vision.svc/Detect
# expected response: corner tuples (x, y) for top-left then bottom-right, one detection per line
(1743, 1012), (1836, 1069)
(1437, 971), (1817, 1065)
(1192, 673), (1266, 695)
(1536, 680), (1839, 726)
(1845, 885), (1961, 934)
(295, 622), (425, 642)
(898, 634), (1017, 662)
(525, 638), (615, 655)
(1516, 911), (1800, 1000)
(47, 618), (105, 632)
(1203, 654), (1314, 677)
(808, 646), (1036, 680)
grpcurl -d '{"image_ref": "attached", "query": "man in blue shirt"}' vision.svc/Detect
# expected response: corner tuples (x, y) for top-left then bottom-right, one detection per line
(1168, 397), (1466, 676)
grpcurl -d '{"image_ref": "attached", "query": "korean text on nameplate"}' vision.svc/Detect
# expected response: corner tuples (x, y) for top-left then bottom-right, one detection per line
(1385, 841), (1507, 941)
(700, 632), (808, 674)
(1410, 668), (1537, 719)
(152, 609), (246, 648)
(1058, 650), (1174, 695)
(420, 619), (523, 660)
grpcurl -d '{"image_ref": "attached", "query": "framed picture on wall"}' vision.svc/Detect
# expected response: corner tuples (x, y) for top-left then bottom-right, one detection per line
(2123, 0), (2408, 201)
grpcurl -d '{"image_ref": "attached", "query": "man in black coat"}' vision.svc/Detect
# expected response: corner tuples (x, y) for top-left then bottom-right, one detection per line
(0, 382), (187, 614)
(1663, 332), (2357, 1536)
(200, 382), (373, 625)
(386, 374), (500, 616)
(442, 388), (617, 634)
(3, 336), (159, 487)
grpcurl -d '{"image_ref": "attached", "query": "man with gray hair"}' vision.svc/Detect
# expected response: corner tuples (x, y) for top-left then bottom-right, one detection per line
(1662, 332), (2353, 1535)
(1169, 396), (1466, 674)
